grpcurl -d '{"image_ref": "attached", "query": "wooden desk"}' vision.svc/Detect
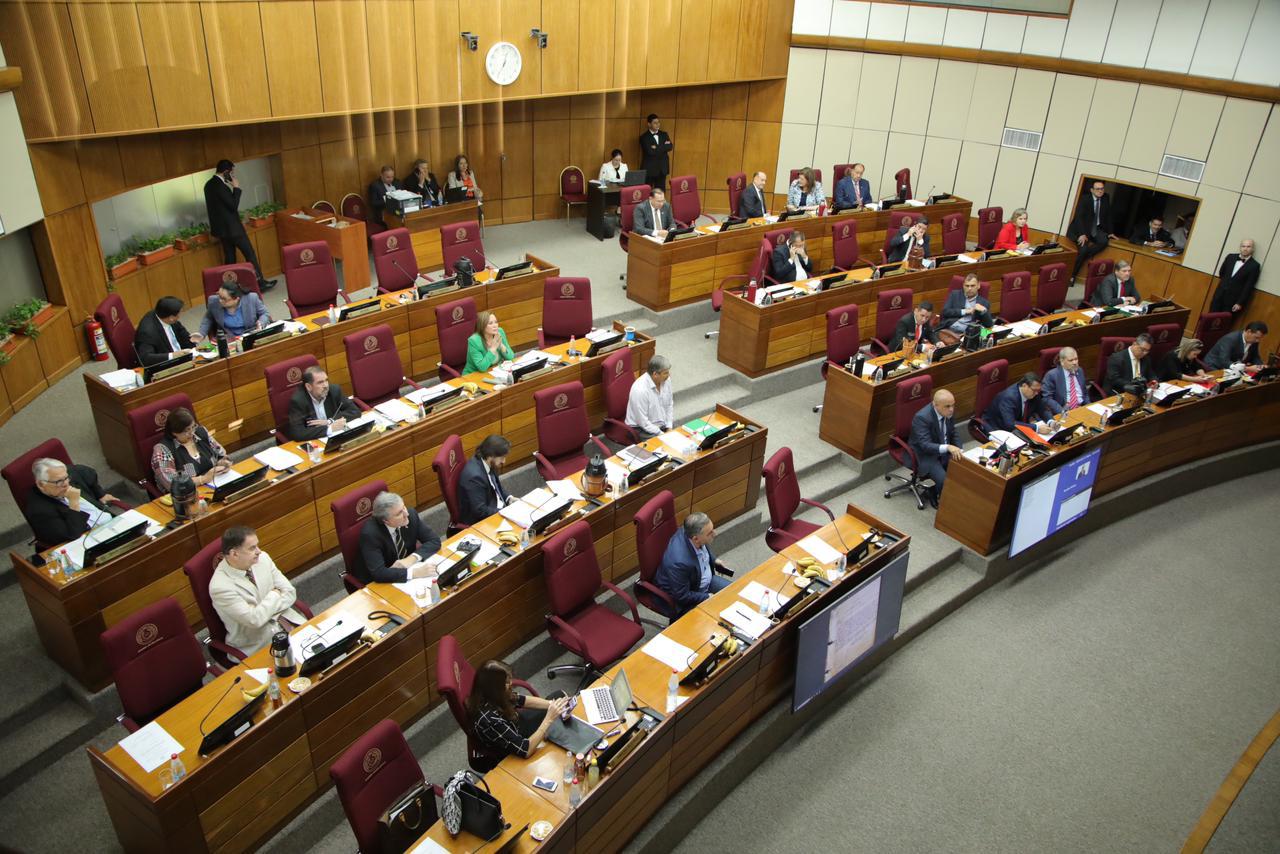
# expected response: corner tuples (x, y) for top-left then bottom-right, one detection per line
(1095, 238), (1213, 334)
(586, 182), (621, 241)
(385, 200), (481, 272)
(935, 374), (1280, 554)
(274, 208), (370, 292)
(625, 198), (972, 312)
(819, 304), (1189, 460)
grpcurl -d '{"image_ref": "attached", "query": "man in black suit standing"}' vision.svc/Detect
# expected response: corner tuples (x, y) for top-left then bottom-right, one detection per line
(1211, 239), (1261, 315)
(632, 187), (675, 238)
(133, 296), (194, 366)
(1092, 260), (1140, 307)
(770, 231), (813, 282)
(285, 367), (362, 441)
(738, 171), (769, 219)
(356, 491), (441, 585)
(639, 114), (673, 193)
(368, 165), (400, 227)
(886, 218), (930, 263)
(1104, 333), (1155, 395)
(890, 302), (938, 354)
(1067, 179), (1117, 278)
(1204, 321), (1268, 369)
(26, 458), (119, 547)
(458, 435), (513, 525)
(909, 389), (962, 508)
(1129, 216), (1172, 248)
(203, 159), (275, 290)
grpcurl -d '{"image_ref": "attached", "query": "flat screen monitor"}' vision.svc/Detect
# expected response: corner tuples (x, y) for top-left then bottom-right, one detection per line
(792, 550), (909, 713)
(1008, 446), (1102, 558)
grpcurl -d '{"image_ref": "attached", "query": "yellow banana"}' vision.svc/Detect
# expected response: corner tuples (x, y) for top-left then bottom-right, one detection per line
(240, 682), (267, 702)
(795, 557), (817, 569)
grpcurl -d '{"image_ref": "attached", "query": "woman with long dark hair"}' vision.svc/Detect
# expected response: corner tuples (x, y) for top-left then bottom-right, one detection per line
(466, 660), (566, 771)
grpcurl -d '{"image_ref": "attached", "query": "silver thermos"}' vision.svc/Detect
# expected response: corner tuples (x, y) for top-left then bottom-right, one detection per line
(270, 631), (296, 678)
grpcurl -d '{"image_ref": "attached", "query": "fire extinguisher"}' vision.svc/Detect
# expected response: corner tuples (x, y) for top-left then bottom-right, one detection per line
(85, 317), (110, 361)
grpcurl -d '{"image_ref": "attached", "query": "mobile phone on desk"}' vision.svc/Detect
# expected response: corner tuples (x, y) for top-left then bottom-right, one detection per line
(533, 776), (558, 792)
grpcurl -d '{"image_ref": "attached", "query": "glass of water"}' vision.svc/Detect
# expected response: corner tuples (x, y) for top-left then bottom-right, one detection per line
(309, 444), (323, 465)
(413, 580), (430, 608)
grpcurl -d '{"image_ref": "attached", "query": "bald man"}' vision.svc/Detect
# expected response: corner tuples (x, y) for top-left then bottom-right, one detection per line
(909, 389), (962, 508)
(1041, 346), (1090, 411)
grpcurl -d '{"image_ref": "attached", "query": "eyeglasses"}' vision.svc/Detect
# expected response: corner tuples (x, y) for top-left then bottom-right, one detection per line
(42, 477), (70, 486)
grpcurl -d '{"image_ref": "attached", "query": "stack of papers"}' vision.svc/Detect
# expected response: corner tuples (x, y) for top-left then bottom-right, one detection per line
(100, 368), (140, 390)
(291, 616), (343, 664)
(374, 399), (418, 422)
(796, 534), (843, 565)
(955, 253), (979, 263)
(658, 430), (698, 455)
(547, 480), (583, 501)
(987, 429), (1027, 450)
(642, 634), (696, 671)
(903, 199), (926, 207)
(254, 447), (303, 470)
(497, 488), (556, 528)
(244, 668), (270, 684)
(118, 721), (184, 772)
(963, 446), (993, 464)
(719, 602), (772, 641)
(585, 328), (618, 343)
(1007, 319), (1042, 337)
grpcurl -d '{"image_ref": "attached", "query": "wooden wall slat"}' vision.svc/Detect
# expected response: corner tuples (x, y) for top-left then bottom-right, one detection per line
(260, 0), (324, 118)
(0, 2), (93, 138)
(315, 0), (373, 113)
(366, 0), (418, 110)
(413, 0), (462, 106)
(541, 0), (580, 96)
(645, 0), (681, 87)
(68, 3), (158, 133)
(201, 1), (273, 122)
(138, 2), (217, 128)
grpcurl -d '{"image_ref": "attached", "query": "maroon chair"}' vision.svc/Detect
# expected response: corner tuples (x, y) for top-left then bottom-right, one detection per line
(947, 274), (991, 301)
(1033, 263), (1070, 316)
(128, 392), (194, 497)
(331, 479), (388, 593)
(440, 220), (486, 273)
(762, 447), (835, 553)
(93, 294), (138, 370)
(436, 635), (541, 772)
(330, 719), (440, 854)
(999, 271), (1033, 322)
(941, 212), (966, 254)
(969, 359), (1009, 442)
(1038, 346), (1063, 379)
(764, 226), (795, 250)
(668, 175), (714, 227)
(532, 381), (612, 480)
(894, 168), (912, 199)
(831, 220), (872, 271)
(880, 210), (917, 263)
(631, 490), (679, 624)
(1081, 258), (1115, 307)
(344, 323), (422, 409)
(976, 206), (1003, 250)
(711, 237), (778, 330)
(870, 288), (914, 355)
(832, 162), (856, 188)
(1147, 322), (1180, 364)
(201, 263), (259, 300)
(434, 297), (477, 380)
(101, 597), (218, 732)
(539, 277), (593, 347)
(1194, 311), (1233, 356)
(432, 436), (468, 535)
(3, 438), (73, 518)
(814, 304), (861, 413)
(541, 520), (645, 688)
(618, 184), (650, 276)
(264, 354), (320, 443)
(343, 192), (385, 239)
(726, 172), (747, 216)
(371, 228), (420, 294)
(559, 166), (588, 220)
(283, 241), (347, 318)
(1092, 336), (1133, 399)
(883, 375), (935, 510)
(789, 168), (823, 185)
(312, 200), (336, 214)
(601, 348), (640, 446)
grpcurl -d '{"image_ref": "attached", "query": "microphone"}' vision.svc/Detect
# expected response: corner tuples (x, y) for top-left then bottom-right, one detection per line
(391, 258), (417, 288)
(684, 634), (718, 671)
(923, 184), (935, 203)
(199, 676), (242, 735)
(303, 618), (345, 657)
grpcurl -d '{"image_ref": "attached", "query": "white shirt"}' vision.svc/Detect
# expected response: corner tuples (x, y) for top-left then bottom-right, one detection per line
(599, 161), (628, 183)
(625, 373), (674, 435)
(1232, 258), (1246, 277)
(311, 393), (328, 424)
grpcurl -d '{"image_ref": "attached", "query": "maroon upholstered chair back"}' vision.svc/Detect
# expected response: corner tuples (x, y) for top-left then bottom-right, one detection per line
(3, 438), (72, 516)
(264, 354), (320, 439)
(620, 185), (650, 234)
(668, 175), (702, 225)
(941, 212), (966, 254)
(560, 166), (587, 200)
(534, 381), (590, 467)
(895, 375), (934, 441)
(101, 597), (208, 731)
(331, 479), (388, 580)
(875, 288), (914, 345)
(831, 220), (862, 270)
(764, 227), (794, 251)
(1038, 347), (1063, 378)
(1083, 258), (1115, 304)
(833, 163), (855, 184)
(436, 633), (477, 739)
(1194, 311), (1233, 353)
(788, 168), (823, 185)
(94, 294), (138, 370)
(633, 490), (677, 589)
(182, 539), (230, 655)
(976, 206), (1003, 250)
(894, 168), (912, 199)
(762, 447), (803, 531)
(1096, 337), (1133, 386)
(440, 220), (486, 272)
(341, 193), (367, 222)
(282, 241), (340, 317)
(128, 393), (194, 492)
(313, 200), (336, 214)
(726, 172), (746, 214)
(435, 297), (477, 380)
(750, 239), (773, 283)
(1000, 271), (1033, 321)
(202, 263), (259, 299)
(345, 323), (403, 406)
(432, 436), (466, 531)
(948, 275), (990, 300)
(542, 520), (602, 618)
(372, 228), (419, 294)
(974, 359), (1009, 418)
(330, 719), (433, 854)
(1036, 263), (1069, 313)
(601, 347), (635, 443)
(1146, 322), (1181, 364)
(541, 277), (593, 347)
(825, 305), (861, 367)
(883, 210), (917, 256)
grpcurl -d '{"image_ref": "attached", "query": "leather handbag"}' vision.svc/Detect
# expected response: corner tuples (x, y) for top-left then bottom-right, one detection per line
(377, 781), (432, 854)
(442, 770), (506, 841)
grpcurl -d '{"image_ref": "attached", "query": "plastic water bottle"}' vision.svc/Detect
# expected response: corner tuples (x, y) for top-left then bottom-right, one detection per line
(268, 668), (282, 708)
(666, 669), (680, 713)
(59, 549), (73, 579)
(428, 575), (441, 604)
(568, 335), (577, 357)
(758, 590), (772, 616)
(520, 527), (531, 549)
(587, 758), (600, 790)
(563, 750), (574, 784)
(169, 753), (186, 783)
(568, 777), (582, 808)
(327, 304), (337, 323)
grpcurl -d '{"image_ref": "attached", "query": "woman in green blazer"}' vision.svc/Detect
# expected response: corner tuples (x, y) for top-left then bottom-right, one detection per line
(464, 310), (515, 374)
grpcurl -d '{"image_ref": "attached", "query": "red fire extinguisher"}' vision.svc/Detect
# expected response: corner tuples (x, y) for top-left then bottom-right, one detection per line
(85, 317), (110, 361)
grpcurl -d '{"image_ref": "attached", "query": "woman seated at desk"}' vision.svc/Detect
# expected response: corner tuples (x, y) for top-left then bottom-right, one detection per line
(196, 282), (269, 340)
(403, 158), (444, 206)
(463, 310), (515, 374)
(151, 407), (232, 492)
(446, 154), (484, 211)
(786, 167), (824, 213)
(599, 149), (629, 184)
(995, 208), (1032, 251)
(467, 660), (566, 772)
(1157, 338), (1209, 382)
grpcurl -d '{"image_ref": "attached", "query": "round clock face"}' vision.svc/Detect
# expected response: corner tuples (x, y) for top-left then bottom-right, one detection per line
(485, 41), (522, 86)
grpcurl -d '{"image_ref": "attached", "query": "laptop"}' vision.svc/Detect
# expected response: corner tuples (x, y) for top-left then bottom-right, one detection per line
(1153, 387), (1191, 407)
(495, 260), (534, 280)
(1039, 316), (1067, 334)
(581, 668), (633, 725)
(622, 169), (647, 187)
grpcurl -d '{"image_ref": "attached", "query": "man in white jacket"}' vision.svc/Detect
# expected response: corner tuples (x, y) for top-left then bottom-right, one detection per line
(210, 525), (305, 654)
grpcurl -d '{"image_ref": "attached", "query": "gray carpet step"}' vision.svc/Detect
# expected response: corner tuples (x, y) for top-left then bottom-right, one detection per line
(0, 696), (108, 799)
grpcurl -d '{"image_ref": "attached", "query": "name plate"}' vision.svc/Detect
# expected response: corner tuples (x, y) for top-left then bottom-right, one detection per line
(151, 361), (196, 382)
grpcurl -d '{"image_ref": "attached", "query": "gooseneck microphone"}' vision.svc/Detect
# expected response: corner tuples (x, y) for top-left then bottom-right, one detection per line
(199, 676), (242, 735)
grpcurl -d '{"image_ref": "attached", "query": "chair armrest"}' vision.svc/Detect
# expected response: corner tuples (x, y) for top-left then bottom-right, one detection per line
(207, 637), (249, 663)
(285, 299), (301, 319)
(797, 497), (836, 521)
(600, 580), (642, 625)
(870, 337), (892, 356)
(400, 377), (425, 393)
(206, 662), (226, 678)
(1089, 381), (1105, 401)
(336, 291), (352, 305)
(1029, 308), (1049, 318)
(766, 526), (806, 549)
(635, 579), (678, 614)
(431, 783), (445, 798)
(711, 561), (734, 578)
(108, 498), (134, 511)
(512, 678), (540, 698)
(537, 328), (546, 348)
(295, 598), (315, 619)
(695, 213), (716, 226)
(437, 362), (461, 380)
(1079, 299), (1096, 309)
(547, 613), (588, 654)
(588, 435), (613, 459)
(351, 397), (373, 412)
(604, 418), (640, 445)
(533, 452), (558, 483)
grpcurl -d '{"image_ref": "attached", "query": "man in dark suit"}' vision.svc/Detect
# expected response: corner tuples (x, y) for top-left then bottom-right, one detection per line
(1211, 239), (1261, 314)
(654, 512), (732, 618)
(133, 296), (194, 366)
(639, 114), (673, 193)
(833, 163), (872, 211)
(890, 302), (938, 353)
(26, 458), (119, 547)
(368, 165), (400, 226)
(886, 218), (930, 263)
(1105, 333), (1155, 395)
(203, 159), (275, 290)
(770, 232), (813, 282)
(982, 372), (1063, 433)
(1041, 346), (1090, 411)
(458, 435), (512, 525)
(909, 389), (962, 508)
(356, 491), (442, 585)
(738, 171), (769, 219)
(940, 273), (993, 338)
(1204, 321), (1268, 369)
(285, 367), (361, 442)
(632, 187), (675, 237)
(1092, 260), (1140, 307)
(1129, 216), (1172, 248)
(1067, 179), (1116, 278)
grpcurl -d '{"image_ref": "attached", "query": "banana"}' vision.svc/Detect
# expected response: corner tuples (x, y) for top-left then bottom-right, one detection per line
(461, 382), (479, 395)
(795, 557), (817, 569)
(240, 682), (267, 702)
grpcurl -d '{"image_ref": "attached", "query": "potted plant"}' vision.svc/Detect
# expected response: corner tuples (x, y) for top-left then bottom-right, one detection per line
(136, 233), (177, 266)
(174, 224), (210, 251)
(0, 331), (15, 366)
(105, 248), (138, 280)
(4, 298), (55, 338)
(247, 204), (273, 228)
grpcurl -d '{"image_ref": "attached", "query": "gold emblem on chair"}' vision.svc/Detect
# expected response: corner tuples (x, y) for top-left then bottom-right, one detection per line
(455, 228), (467, 242)
(1012, 276), (1024, 290)
(680, 179), (689, 193)
(300, 248), (316, 265)
(1158, 330), (1170, 342)
(155, 409), (170, 428)
(110, 306), (120, 324)
(841, 225), (850, 239)
(569, 174), (579, 185)
(357, 496), (372, 517)
(653, 508), (664, 526)
(910, 383), (922, 399)
(991, 367), (1001, 381)
(1047, 267), (1060, 282)
(449, 449), (458, 469)
(564, 537), (578, 557)
(561, 282), (575, 298)
(615, 360), (625, 376)
(779, 460), (787, 477)
(362, 748), (383, 775)
(222, 270), (238, 284)
(386, 234), (399, 251)
(286, 366), (303, 384)
(363, 335), (379, 353)
(839, 311), (849, 327)
(553, 392), (568, 410)
(987, 210), (997, 222)
(135, 623), (159, 648)
(734, 177), (743, 190)
(451, 306), (464, 323)
(890, 295), (903, 309)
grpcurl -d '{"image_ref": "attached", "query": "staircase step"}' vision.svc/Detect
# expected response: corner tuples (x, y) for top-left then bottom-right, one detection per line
(0, 697), (108, 798)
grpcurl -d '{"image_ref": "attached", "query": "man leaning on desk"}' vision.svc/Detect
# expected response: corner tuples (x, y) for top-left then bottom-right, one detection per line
(655, 512), (732, 619)
(1093, 260), (1140, 307)
(909, 389), (961, 509)
(356, 491), (441, 585)
(286, 367), (361, 442)
(983, 372), (1063, 434)
(633, 187), (675, 238)
(1204, 321), (1268, 370)
(890, 302), (938, 353)
(134, 296), (195, 366)
(771, 232), (813, 282)
(211, 526), (305, 655)
(1104, 334), (1156, 395)
(27, 458), (119, 547)
(458, 435), (514, 525)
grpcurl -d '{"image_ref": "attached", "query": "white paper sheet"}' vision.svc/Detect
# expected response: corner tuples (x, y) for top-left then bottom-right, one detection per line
(498, 500), (535, 528)
(955, 253), (979, 264)
(738, 580), (791, 613)
(1085, 403), (1110, 416)
(1008, 319), (1042, 337)
(796, 534), (843, 566)
(118, 721), (184, 773)
(963, 446), (993, 464)
(987, 430), (1026, 450)
(291, 616), (344, 664)
(374, 399), (418, 422)
(641, 635), (697, 672)
(405, 383), (457, 405)
(101, 368), (140, 390)
(547, 479), (583, 501)
(63, 511), (164, 569)
(719, 603), (772, 641)
(253, 447), (303, 470)
(244, 668), (270, 685)
(585, 328), (616, 342)
(208, 468), (243, 488)
(409, 838), (450, 854)
(657, 430), (698, 455)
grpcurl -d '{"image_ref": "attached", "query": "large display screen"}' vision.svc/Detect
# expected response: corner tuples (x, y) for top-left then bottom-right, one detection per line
(1008, 446), (1103, 557)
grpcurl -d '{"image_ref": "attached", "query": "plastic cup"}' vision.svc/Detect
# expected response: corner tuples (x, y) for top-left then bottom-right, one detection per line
(624, 326), (636, 341)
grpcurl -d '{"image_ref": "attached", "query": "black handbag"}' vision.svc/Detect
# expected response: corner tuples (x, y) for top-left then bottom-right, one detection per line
(458, 774), (506, 841)
(377, 781), (432, 854)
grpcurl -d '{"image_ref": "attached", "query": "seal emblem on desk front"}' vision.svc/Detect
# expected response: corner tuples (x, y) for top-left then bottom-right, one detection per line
(386, 234), (399, 251)
(553, 392), (568, 411)
(362, 748), (383, 775)
(356, 496), (372, 518)
(135, 623), (159, 648)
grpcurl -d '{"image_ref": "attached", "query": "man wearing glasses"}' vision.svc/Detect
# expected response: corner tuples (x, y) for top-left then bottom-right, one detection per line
(1066, 180), (1117, 280)
(26, 458), (119, 546)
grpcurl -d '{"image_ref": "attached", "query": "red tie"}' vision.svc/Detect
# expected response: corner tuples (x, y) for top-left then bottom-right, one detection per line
(1067, 373), (1080, 408)
(915, 324), (922, 342)
(1022, 399), (1030, 421)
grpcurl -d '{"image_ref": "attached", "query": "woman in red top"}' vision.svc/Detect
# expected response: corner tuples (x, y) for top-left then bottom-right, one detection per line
(995, 207), (1031, 251)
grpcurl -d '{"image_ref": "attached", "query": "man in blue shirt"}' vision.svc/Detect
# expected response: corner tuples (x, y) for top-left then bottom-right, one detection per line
(655, 512), (732, 618)
(198, 282), (270, 339)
